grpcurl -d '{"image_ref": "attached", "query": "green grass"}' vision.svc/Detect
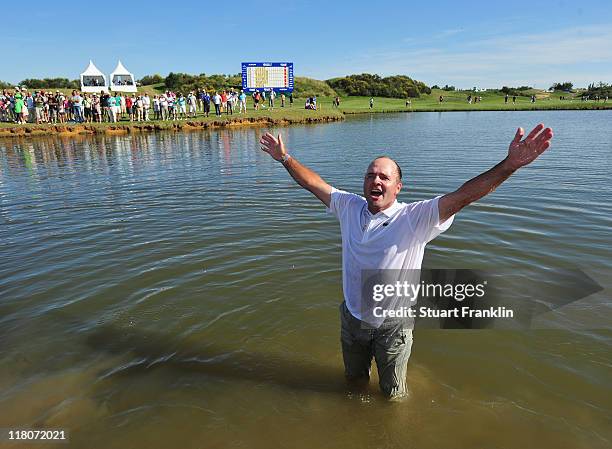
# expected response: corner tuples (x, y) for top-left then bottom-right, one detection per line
(2, 88), (609, 133)
(314, 89), (612, 113)
(0, 104), (343, 131)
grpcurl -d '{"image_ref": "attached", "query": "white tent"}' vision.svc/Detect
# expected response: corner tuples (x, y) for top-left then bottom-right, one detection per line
(80, 60), (107, 93)
(109, 60), (137, 92)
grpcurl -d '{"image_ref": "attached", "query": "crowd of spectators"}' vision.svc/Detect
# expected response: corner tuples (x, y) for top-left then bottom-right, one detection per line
(0, 87), (294, 125)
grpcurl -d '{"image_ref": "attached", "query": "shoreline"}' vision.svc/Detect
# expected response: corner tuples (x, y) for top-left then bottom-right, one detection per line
(342, 104), (612, 114)
(0, 114), (344, 139)
(1, 104), (610, 139)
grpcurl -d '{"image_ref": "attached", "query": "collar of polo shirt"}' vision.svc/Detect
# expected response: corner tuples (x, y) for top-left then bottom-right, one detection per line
(366, 200), (402, 218)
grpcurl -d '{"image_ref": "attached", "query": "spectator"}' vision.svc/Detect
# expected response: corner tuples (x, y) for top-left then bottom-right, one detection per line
(71, 90), (84, 123)
(120, 94), (126, 119)
(226, 91), (234, 115)
(212, 92), (222, 116)
(83, 94), (92, 123)
(239, 90), (247, 113)
(187, 91), (197, 117)
(159, 93), (169, 120)
(135, 95), (144, 121)
(14, 88), (25, 124)
(202, 91), (211, 117)
(143, 93), (151, 121)
(269, 89), (276, 109)
(126, 95), (134, 121)
(177, 93), (187, 119)
(168, 91), (177, 120)
(26, 92), (35, 122)
(153, 95), (160, 120)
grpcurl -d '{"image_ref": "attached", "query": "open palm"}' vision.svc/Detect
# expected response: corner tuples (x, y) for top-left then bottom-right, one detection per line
(259, 132), (286, 161)
(507, 123), (554, 170)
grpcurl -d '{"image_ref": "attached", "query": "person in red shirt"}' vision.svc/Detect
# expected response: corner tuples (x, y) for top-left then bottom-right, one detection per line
(126, 96), (134, 121)
(220, 91), (227, 113)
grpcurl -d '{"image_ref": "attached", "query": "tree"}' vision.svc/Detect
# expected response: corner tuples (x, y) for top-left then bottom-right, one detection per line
(501, 85), (532, 97)
(326, 73), (430, 98)
(550, 82), (573, 92)
(138, 74), (164, 85)
(19, 78), (79, 89)
(584, 82), (611, 97)
(163, 72), (243, 93)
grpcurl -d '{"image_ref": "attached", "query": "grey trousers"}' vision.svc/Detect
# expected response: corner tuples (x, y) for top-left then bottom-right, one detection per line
(340, 301), (413, 398)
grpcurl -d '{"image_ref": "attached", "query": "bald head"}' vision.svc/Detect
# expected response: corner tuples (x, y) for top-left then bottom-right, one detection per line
(369, 156), (402, 182)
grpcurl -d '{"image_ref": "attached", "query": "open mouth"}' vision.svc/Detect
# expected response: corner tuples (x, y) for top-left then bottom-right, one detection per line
(370, 189), (383, 199)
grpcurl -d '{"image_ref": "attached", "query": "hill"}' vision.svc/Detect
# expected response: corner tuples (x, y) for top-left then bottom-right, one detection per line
(292, 77), (338, 97)
(326, 74), (430, 98)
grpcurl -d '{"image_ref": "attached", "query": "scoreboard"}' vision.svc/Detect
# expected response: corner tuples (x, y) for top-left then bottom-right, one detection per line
(241, 62), (294, 92)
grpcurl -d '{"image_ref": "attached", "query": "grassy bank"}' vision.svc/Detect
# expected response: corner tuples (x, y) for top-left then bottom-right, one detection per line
(0, 108), (344, 138)
(1, 88), (609, 138)
(327, 88), (612, 113)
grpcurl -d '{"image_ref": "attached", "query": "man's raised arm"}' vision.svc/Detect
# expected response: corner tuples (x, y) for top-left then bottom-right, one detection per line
(260, 132), (332, 207)
(438, 123), (554, 222)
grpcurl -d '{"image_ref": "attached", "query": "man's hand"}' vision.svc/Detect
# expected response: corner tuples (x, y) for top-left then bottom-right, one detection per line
(260, 132), (286, 161)
(439, 124), (554, 222)
(504, 123), (553, 171)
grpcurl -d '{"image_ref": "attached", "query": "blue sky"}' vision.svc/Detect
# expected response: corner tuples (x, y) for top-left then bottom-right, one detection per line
(3, 0), (611, 89)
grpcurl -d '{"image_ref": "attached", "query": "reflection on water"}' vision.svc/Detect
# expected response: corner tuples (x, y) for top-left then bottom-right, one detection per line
(0, 111), (611, 449)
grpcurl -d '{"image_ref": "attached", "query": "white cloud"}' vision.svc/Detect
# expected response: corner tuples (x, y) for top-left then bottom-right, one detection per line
(316, 24), (612, 88)
(437, 28), (465, 38)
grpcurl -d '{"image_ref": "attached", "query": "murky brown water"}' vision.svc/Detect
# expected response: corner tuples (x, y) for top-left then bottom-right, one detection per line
(1, 111), (610, 448)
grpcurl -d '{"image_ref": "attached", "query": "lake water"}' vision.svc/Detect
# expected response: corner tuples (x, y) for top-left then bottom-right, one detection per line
(0, 111), (611, 449)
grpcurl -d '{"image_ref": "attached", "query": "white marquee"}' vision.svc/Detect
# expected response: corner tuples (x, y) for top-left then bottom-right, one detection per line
(80, 60), (107, 93)
(109, 61), (137, 92)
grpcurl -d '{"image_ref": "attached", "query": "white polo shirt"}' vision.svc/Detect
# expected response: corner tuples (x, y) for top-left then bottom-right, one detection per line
(327, 188), (454, 325)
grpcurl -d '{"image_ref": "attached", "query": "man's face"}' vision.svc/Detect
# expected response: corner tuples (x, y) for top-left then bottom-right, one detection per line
(363, 158), (402, 214)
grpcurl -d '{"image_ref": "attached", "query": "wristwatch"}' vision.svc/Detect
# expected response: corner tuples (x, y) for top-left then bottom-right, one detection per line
(280, 153), (291, 163)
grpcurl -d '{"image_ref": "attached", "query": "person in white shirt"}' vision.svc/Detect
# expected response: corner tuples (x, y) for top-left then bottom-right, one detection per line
(212, 92), (222, 116)
(159, 94), (168, 120)
(269, 89), (276, 109)
(109, 95), (118, 123)
(135, 96), (143, 121)
(142, 94), (151, 121)
(120, 95), (126, 119)
(187, 92), (197, 117)
(259, 124), (554, 399)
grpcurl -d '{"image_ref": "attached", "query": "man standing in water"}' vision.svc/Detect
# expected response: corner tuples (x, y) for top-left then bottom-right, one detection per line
(259, 124), (553, 399)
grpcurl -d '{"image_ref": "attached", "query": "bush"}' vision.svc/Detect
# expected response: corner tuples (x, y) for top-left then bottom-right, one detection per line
(326, 73), (429, 98)
(164, 72), (242, 93)
(500, 86), (533, 97)
(19, 78), (79, 89)
(138, 74), (164, 85)
(550, 82), (573, 92)
(584, 82), (612, 97)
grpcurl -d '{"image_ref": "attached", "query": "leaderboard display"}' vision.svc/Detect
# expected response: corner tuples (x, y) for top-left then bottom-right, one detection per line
(241, 62), (294, 92)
